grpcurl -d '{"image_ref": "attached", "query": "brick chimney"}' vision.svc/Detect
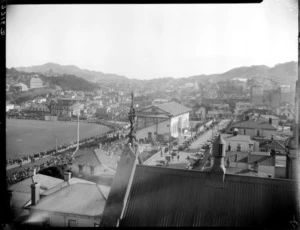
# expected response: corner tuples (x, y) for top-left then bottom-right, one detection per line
(207, 134), (226, 187)
(30, 182), (40, 205)
(64, 172), (71, 181)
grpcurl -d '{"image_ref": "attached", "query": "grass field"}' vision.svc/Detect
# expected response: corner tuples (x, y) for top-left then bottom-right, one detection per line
(6, 119), (111, 159)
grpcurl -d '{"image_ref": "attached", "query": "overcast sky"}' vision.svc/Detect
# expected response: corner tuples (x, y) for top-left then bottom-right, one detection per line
(6, 1), (297, 80)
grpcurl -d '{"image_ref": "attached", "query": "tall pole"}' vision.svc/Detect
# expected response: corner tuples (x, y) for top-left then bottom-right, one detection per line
(77, 110), (80, 151)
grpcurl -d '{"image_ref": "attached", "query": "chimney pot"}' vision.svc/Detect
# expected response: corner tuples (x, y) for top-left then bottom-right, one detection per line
(64, 172), (71, 181)
(30, 182), (40, 205)
(28, 168), (36, 177)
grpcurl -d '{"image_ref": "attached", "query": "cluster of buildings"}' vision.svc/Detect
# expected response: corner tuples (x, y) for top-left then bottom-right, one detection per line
(250, 84), (293, 110)
(7, 75), (45, 92)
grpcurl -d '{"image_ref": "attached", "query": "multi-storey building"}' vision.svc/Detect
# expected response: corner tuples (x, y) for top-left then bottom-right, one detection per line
(49, 98), (82, 117)
(30, 75), (44, 89)
(135, 101), (191, 142)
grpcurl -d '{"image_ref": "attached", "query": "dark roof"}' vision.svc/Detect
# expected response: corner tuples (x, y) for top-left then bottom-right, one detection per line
(231, 120), (277, 130)
(156, 101), (191, 116)
(259, 139), (286, 151)
(247, 155), (275, 166)
(119, 165), (298, 227)
(72, 148), (101, 166)
(100, 144), (141, 227)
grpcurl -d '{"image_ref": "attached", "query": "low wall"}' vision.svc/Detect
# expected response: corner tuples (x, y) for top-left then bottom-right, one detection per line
(143, 147), (165, 165)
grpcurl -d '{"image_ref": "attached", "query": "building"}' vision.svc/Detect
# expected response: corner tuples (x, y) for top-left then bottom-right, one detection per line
(234, 102), (252, 116)
(225, 151), (277, 178)
(6, 104), (15, 112)
(135, 101), (191, 143)
(280, 85), (292, 104)
(24, 173), (110, 227)
(8, 172), (64, 223)
(258, 114), (280, 129)
(230, 120), (277, 139)
(49, 98), (82, 117)
(250, 85), (264, 106)
(221, 134), (256, 152)
(263, 88), (281, 110)
(12, 83), (28, 92)
(30, 76), (44, 89)
(100, 135), (299, 227)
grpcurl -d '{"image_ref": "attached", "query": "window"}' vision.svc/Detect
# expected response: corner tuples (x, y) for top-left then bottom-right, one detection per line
(67, 219), (77, 227)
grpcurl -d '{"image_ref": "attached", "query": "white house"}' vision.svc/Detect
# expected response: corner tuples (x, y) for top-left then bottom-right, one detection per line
(25, 173), (110, 227)
(135, 101), (191, 142)
(230, 120), (277, 139)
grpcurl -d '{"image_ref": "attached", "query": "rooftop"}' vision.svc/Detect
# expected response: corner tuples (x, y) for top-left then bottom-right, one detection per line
(156, 101), (191, 116)
(119, 165), (298, 227)
(30, 183), (106, 217)
(221, 134), (252, 142)
(231, 120), (277, 130)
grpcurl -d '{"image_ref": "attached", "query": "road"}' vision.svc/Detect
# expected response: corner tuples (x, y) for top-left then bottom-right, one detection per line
(146, 119), (231, 169)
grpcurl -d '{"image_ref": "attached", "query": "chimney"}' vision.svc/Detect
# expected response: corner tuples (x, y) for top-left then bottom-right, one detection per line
(64, 172), (71, 181)
(253, 161), (258, 173)
(269, 118), (272, 125)
(207, 134), (226, 187)
(31, 182), (40, 205)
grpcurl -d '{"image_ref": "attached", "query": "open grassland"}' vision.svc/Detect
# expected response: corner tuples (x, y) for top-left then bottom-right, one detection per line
(6, 119), (111, 158)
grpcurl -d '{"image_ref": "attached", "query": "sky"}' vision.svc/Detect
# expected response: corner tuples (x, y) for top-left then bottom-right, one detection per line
(6, 0), (297, 80)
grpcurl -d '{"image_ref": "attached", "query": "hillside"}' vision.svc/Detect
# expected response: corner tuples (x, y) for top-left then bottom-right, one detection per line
(6, 68), (100, 92)
(16, 62), (128, 83)
(188, 61), (297, 85)
(12, 61), (297, 87)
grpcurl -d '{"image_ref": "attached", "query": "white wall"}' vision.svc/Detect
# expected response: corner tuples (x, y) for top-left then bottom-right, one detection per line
(136, 119), (170, 141)
(170, 113), (190, 138)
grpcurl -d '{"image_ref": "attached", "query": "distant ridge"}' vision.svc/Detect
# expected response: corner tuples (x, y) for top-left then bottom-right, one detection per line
(13, 61), (297, 85)
(16, 62), (128, 83)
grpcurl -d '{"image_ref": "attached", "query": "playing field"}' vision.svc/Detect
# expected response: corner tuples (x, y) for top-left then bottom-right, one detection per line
(6, 119), (111, 159)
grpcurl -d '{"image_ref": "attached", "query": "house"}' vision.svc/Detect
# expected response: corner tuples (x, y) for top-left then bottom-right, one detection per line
(24, 173), (110, 227)
(100, 135), (298, 227)
(12, 82), (28, 92)
(8, 171), (64, 223)
(135, 101), (191, 143)
(30, 76), (44, 89)
(258, 114), (280, 129)
(224, 151), (277, 178)
(230, 120), (277, 139)
(234, 102), (252, 116)
(6, 104), (15, 112)
(221, 134), (256, 152)
(71, 148), (102, 177)
(207, 109), (232, 119)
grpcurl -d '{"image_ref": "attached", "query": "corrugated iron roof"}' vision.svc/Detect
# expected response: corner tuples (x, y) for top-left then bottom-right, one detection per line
(156, 101), (191, 116)
(119, 165), (298, 227)
(31, 183), (106, 217)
